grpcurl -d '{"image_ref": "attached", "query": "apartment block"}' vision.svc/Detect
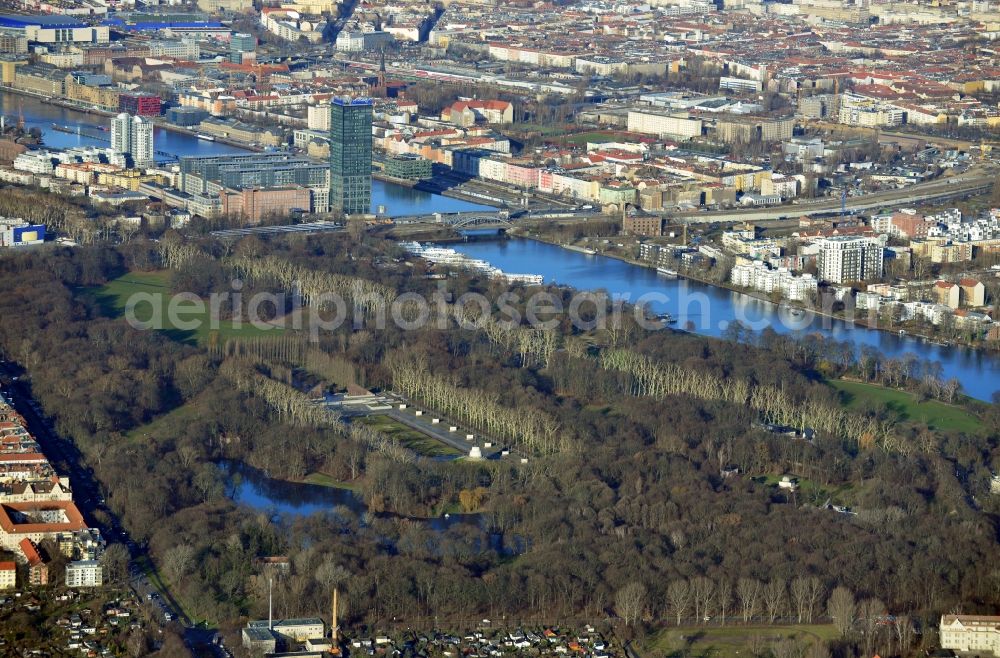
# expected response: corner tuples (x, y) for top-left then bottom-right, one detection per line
(817, 236), (884, 283)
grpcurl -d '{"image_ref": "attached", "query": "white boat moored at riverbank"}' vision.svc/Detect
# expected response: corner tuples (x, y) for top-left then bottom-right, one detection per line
(400, 242), (543, 286)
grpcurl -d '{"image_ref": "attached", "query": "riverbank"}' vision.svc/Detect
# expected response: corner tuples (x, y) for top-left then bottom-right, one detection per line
(516, 229), (995, 353)
(373, 171), (418, 188)
(2, 84), (260, 154)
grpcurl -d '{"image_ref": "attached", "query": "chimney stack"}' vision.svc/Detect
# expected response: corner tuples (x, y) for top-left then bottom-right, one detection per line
(331, 587), (339, 641)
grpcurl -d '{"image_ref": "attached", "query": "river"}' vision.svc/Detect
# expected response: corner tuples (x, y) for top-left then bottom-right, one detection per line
(450, 238), (1000, 401)
(0, 90), (493, 215)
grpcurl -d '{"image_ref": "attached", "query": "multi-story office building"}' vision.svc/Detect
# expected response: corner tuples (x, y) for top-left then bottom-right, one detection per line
(180, 154), (328, 190)
(119, 93), (161, 117)
(179, 153), (330, 215)
(110, 113), (153, 167)
(229, 32), (255, 64)
(817, 236), (884, 283)
(329, 97), (373, 215)
(385, 154), (431, 180)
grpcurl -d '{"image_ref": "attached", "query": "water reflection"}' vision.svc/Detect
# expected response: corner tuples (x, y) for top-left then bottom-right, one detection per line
(220, 461), (482, 532)
(451, 239), (1000, 401)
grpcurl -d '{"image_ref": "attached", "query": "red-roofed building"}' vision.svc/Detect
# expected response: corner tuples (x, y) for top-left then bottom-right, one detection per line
(958, 278), (985, 307)
(0, 501), (87, 551)
(0, 561), (14, 590)
(933, 280), (960, 309)
(19, 538), (47, 585)
(441, 100), (513, 127)
(0, 454), (47, 466)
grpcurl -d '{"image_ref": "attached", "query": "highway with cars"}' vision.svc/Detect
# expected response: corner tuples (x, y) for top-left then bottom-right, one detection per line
(669, 165), (996, 224)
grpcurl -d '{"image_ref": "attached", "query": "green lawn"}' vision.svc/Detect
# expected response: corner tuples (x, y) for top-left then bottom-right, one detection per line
(829, 379), (982, 433)
(511, 123), (573, 136)
(89, 270), (283, 345)
(124, 392), (209, 443)
(563, 131), (626, 144)
(643, 624), (840, 658)
(302, 472), (360, 491)
(753, 472), (871, 508)
(360, 415), (461, 458)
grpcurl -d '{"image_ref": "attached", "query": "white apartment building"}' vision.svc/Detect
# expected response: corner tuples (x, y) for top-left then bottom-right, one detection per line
(110, 113), (154, 167)
(817, 236), (885, 284)
(838, 93), (905, 127)
(730, 261), (818, 301)
(940, 615), (1000, 654)
(307, 103), (331, 131)
(626, 110), (703, 139)
(65, 560), (103, 587)
(148, 39), (200, 59)
(13, 152), (55, 175)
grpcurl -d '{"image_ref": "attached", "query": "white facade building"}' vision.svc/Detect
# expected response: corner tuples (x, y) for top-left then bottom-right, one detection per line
(110, 113), (131, 155)
(626, 110), (703, 139)
(110, 113), (154, 167)
(817, 236), (885, 283)
(730, 261), (818, 301)
(307, 103), (331, 131)
(65, 560), (103, 587)
(940, 615), (1000, 655)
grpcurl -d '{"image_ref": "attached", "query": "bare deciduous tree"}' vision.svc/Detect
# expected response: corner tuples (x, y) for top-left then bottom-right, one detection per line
(161, 544), (195, 584)
(717, 579), (733, 626)
(828, 586), (856, 637)
(857, 597), (885, 657)
(692, 576), (716, 624)
(738, 578), (762, 623)
(764, 579), (787, 624)
(615, 581), (646, 627)
(667, 579), (692, 626)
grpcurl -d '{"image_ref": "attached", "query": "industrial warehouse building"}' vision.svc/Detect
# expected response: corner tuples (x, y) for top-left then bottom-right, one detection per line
(0, 14), (109, 45)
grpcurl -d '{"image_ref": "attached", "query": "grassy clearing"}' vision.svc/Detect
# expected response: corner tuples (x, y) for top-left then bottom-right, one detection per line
(829, 379), (982, 433)
(90, 270), (282, 345)
(563, 131), (625, 144)
(643, 624), (839, 658)
(124, 394), (205, 443)
(360, 415), (461, 458)
(302, 472), (359, 491)
(752, 474), (869, 507)
(510, 123), (574, 136)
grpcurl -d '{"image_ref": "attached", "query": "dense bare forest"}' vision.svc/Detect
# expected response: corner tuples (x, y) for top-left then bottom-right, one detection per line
(0, 234), (997, 655)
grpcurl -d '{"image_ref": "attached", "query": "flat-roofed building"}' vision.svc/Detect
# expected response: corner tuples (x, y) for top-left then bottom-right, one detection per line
(0, 14), (109, 44)
(817, 235), (884, 283)
(65, 559), (102, 587)
(247, 618), (325, 642)
(627, 109), (703, 140)
(220, 186), (312, 224)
